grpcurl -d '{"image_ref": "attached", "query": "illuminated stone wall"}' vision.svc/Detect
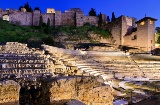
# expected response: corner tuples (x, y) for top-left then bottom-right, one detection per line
(107, 15), (156, 52)
(106, 16), (122, 45)
(123, 17), (156, 51)
(49, 77), (114, 105)
(47, 8), (55, 13)
(135, 19), (155, 51)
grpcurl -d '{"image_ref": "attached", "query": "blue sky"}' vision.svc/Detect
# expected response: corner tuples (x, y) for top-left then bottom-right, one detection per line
(0, 0), (160, 26)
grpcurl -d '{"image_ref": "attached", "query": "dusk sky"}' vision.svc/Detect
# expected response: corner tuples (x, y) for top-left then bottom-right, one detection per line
(1, 0), (160, 26)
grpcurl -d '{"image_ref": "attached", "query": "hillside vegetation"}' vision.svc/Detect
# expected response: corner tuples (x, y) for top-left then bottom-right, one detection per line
(0, 20), (111, 47)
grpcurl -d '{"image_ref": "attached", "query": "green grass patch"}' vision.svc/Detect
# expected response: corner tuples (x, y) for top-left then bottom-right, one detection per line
(0, 19), (111, 47)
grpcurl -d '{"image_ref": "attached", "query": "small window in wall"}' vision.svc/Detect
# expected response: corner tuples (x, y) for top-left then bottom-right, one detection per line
(132, 35), (137, 40)
(150, 20), (154, 24)
(140, 21), (145, 25)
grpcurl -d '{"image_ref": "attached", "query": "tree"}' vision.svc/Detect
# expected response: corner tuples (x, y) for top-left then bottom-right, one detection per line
(34, 7), (40, 11)
(89, 8), (96, 16)
(111, 12), (116, 22)
(46, 18), (50, 34)
(98, 12), (103, 27)
(156, 27), (160, 33)
(156, 34), (160, 44)
(107, 16), (110, 22)
(19, 6), (23, 11)
(39, 15), (43, 29)
(19, 2), (33, 12)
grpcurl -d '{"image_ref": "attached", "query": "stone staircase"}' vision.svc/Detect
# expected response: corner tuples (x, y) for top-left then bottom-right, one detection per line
(0, 42), (54, 80)
(42, 44), (160, 82)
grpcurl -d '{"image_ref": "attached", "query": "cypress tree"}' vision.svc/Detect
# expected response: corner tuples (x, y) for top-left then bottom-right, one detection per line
(24, 2), (33, 12)
(107, 16), (110, 22)
(46, 18), (50, 34)
(89, 8), (96, 16)
(111, 12), (116, 22)
(98, 12), (103, 27)
(39, 15), (43, 29)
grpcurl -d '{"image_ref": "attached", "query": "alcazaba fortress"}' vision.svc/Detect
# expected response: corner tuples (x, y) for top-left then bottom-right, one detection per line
(0, 7), (158, 52)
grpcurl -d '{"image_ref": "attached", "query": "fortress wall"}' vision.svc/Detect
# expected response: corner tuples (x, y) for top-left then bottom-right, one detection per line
(61, 12), (75, 26)
(47, 8), (55, 13)
(83, 16), (98, 26)
(55, 10), (61, 26)
(123, 31), (139, 48)
(106, 16), (122, 45)
(76, 12), (84, 26)
(148, 19), (155, 50)
(102, 14), (107, 24)
(33, 10), (40, 26)
(136, 20), (149, 51)
(42, 13), (55, 26)
(136, 19), (155, 51)
(2, 10), (8, 15)
(121, 16), (135, 44)
(0, 8), (2, 19)
(9, 12), (32, 26)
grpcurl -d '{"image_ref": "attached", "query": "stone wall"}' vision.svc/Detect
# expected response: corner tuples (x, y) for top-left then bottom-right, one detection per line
(83, 16), (98, 26)
(61, 11), (75, 26)
(106, 16), (122, 45)
(47, 8), (55, 13)
(0, 8), (2, 19)
(123, 18), (156, 51)
(9, 12), (32, 26)
(136, 19), (151, 51)
(55, 10), (62, 26)
(49, 77), (114, 105)
(33, 10), (40, 26)
(0, 42), (54, 80)
(0, 80), (20, 105)
(123, 31), (139, 48)
(76, 12), (84, 26)
(121, 16), (135, 44)
(1, 8), (99, 27)
(42, 13), (55, 26)
(147, 19), (155, 51)
(102, 14), (107, 25)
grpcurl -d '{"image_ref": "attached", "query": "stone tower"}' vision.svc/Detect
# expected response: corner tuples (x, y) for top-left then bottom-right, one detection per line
(33, 10), (41, 26)
(76, 12), (84, 26)
(136, 17), (157, 51)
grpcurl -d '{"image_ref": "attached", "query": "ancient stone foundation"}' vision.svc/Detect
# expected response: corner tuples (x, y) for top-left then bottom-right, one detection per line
(0, 80), (20, 105)
(49, 76), (114, 105)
